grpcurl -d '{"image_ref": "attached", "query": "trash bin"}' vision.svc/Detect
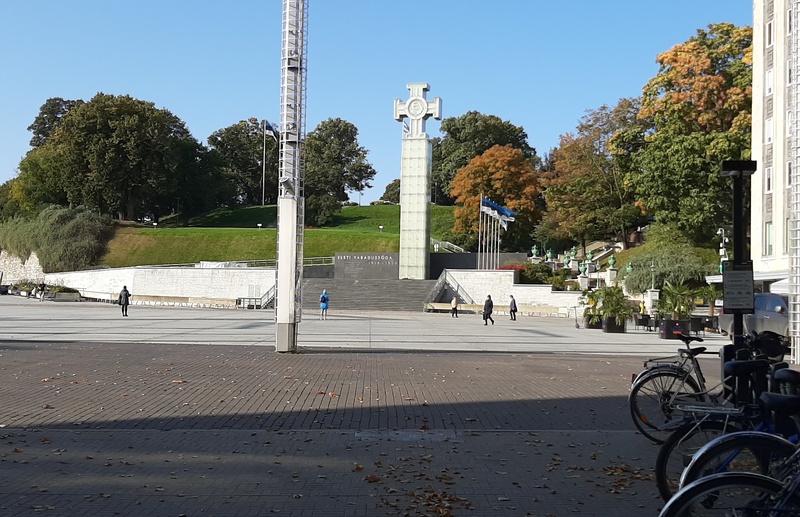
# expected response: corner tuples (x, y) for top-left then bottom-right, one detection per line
(0, 285), (8, 295)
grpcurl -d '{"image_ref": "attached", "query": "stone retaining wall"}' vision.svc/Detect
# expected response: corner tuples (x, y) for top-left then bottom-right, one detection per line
(0, 251), (45, 285)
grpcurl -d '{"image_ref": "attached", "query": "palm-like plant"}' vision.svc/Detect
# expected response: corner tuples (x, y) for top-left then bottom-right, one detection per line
(657, 281), (698, 320)
(597, 286), (635, 325)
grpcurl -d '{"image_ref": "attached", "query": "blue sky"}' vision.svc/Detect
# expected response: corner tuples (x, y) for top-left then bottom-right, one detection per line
(0, 1), (752, 204)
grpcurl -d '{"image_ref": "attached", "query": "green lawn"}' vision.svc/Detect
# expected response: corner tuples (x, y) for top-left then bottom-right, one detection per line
(100, 204), (456, 267)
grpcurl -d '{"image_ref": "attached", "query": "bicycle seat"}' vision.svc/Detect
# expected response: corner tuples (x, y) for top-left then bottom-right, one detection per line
(774, 368), (800, 395)
(677, 346), (707, 357)
(723, 359), (771, 377)
(759, 392), (800, 415)
(676, 334), (704, 344)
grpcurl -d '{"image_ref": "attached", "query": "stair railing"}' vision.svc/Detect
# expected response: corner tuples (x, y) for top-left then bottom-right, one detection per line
(430, 238), (466, 254)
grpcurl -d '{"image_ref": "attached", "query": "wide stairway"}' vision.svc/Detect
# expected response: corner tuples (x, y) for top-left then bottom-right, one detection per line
(301, 278), (439, 312)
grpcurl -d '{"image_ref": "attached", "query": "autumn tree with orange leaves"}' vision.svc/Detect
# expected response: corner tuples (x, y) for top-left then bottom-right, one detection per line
(450, 145), (541, 251)
(629, 22), (752, 243)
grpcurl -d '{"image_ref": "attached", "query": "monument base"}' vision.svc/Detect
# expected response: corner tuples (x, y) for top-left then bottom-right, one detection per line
(276, 322), (298, 353)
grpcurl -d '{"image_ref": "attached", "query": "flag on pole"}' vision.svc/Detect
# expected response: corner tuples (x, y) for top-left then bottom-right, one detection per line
(480, 197), (516, 230)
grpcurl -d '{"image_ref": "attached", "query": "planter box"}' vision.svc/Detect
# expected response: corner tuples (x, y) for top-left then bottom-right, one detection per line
(659, 319), (690, 339)
(583, 316), (603, 329)
(49, 292), (82, 302)
(602, 317), (627, 333)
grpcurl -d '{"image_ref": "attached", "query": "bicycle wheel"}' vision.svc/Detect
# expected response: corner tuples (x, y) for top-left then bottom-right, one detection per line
(628, 367), (703, 444)
(680, 431), (797, 490)
(656, 419), (737, 502)
(659, 472), (800, 517)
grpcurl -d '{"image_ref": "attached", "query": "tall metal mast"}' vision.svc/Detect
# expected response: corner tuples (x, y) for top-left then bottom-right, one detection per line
(275, 0), (307, 352)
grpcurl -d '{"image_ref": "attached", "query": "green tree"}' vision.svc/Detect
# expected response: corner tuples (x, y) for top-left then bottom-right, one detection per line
(433, 111), (535, 205)
(380, 179), (400, 204)
(27, 97), (85, 148)
(303, 118), (376, 226)
(14, 144), (70, 212)
(630, 23), (752, 243)
(450, 145), (541, 251)
(538, 98), (647, 253)
(207, 118), (279, 207)
(50, 93), (202, 221)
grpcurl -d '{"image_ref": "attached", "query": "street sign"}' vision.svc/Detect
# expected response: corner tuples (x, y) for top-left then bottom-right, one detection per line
(721, 260), (754, 314)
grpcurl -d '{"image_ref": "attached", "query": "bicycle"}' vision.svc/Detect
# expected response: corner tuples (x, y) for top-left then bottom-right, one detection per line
(654, 366), (798, 501)
(629, 331), (789, 445)
(678, 373), (800, 491)
(659, 441), (800, 516)
(628, 334), (718, 444)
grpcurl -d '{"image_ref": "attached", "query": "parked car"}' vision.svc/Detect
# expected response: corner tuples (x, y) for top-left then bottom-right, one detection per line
(717, 292), (789, 339)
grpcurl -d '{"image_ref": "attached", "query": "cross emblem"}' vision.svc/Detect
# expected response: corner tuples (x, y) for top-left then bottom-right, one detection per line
(394, 83), (442, 138)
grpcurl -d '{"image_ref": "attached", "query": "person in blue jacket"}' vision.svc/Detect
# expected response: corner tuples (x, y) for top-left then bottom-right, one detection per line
(319, 289), (329, 320)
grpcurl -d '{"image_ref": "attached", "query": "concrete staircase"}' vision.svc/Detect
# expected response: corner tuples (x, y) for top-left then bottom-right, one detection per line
(301, 278), (439, 312)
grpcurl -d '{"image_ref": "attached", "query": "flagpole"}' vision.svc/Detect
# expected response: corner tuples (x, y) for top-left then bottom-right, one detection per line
(477, 194), (482, 270)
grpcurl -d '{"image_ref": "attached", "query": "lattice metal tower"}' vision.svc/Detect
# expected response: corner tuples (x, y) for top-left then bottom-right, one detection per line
(275, 0), (307, 352)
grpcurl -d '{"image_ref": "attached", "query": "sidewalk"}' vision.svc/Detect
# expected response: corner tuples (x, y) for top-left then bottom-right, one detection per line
(0, 296), (722, 515)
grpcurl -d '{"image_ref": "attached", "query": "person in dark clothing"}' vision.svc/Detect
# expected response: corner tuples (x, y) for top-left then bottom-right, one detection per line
(39, 282), (46, 302)
(118, 286), (132, 317)
(483, 295), (494, 326)
(509, 295), (518, 321)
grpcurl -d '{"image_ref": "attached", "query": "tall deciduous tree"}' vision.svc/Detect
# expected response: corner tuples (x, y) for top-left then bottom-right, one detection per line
(207, 118), (279, 206)
(630, 23), (752, 243)
(538, 98), (646, 252)
(46, 93), (202, 221)
(433, 111), (535, 205)
(27, 97), (85, 148)
(304, 118), (376, 225)
(380, 179), (400, 204)
(450, 145), (541, 251)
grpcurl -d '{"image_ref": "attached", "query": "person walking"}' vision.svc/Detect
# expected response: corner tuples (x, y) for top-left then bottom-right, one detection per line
(38, 282), (46, 302)
(118, 286), (132, 317)
(509, 295), (518, 321)
(319, 289), (329, 320)
(482, 294), (494, 326)
(450, 295), (459, 318)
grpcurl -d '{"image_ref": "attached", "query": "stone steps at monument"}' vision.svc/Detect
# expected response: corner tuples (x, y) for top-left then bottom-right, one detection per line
(301, 279), (439, 312)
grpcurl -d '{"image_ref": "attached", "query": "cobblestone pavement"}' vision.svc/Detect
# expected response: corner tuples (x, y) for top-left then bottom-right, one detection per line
(0, 341), (674, 516)
(0, 296), (722, 516)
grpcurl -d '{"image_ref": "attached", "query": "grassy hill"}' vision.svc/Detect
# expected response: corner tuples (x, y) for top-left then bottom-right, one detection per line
(100, 204), (457, 267)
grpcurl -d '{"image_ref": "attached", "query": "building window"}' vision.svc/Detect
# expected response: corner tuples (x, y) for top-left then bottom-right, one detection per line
(766, 166), (774, 192)
(789, 109), (794, 132)
(767, 68), (774, 95)
(786, 217), (791, 254)
(788, 161), (793, 188)
(767, 20), (774, 47)
(765, 221), (774, 256)
(766, 117), (774, 143)
(789, 60), (793, 85)
(789, 8), (793, 34)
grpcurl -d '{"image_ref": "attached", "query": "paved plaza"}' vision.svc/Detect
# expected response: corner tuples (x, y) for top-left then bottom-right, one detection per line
(0, 296), (733, 516)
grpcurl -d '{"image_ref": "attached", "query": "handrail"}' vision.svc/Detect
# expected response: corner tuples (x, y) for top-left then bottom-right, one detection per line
(445, 271), (474, 304)
(260, 285), (276, 309)
(133, 256), (335, 269)
(430, 238), (466, 253)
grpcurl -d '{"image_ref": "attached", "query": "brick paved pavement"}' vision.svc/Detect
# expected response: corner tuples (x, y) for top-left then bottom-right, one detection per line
(0, 297), (725, 516)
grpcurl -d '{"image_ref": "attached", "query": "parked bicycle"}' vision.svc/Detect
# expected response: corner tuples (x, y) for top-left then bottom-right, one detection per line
(653, 352), (796, 501)
(629, 331), (789, 445)
(659, 429), (800, 516)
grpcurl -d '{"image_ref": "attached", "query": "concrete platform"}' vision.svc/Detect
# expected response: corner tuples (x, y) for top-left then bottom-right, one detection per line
(0, 295), (731, 515)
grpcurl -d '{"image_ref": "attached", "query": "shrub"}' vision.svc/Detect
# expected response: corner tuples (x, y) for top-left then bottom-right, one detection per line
(0, 205), (113, 273)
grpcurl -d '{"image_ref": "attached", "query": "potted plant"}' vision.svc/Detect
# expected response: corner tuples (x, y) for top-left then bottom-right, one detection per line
(596, 286), (634, 333)
(657, 282), (698, 339)
(581, 289), (603, 329)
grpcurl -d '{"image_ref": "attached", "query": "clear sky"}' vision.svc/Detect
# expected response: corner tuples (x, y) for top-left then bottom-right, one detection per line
(0, 1), (752, 204)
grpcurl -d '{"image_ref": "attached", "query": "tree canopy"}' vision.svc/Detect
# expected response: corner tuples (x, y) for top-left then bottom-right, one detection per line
(433, 111), (535, 205)
(303, 118), (376, 225)
(450, 145), (541, 251)
(27, 97), (84, 148)
(380, 179), (400, 204)
(629, 23), (752, 243)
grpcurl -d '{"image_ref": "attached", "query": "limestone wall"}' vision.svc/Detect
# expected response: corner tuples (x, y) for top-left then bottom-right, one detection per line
(0, 251), (45, 285)
(45, 266), (277, 308)
(448, 269), (582, 316)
